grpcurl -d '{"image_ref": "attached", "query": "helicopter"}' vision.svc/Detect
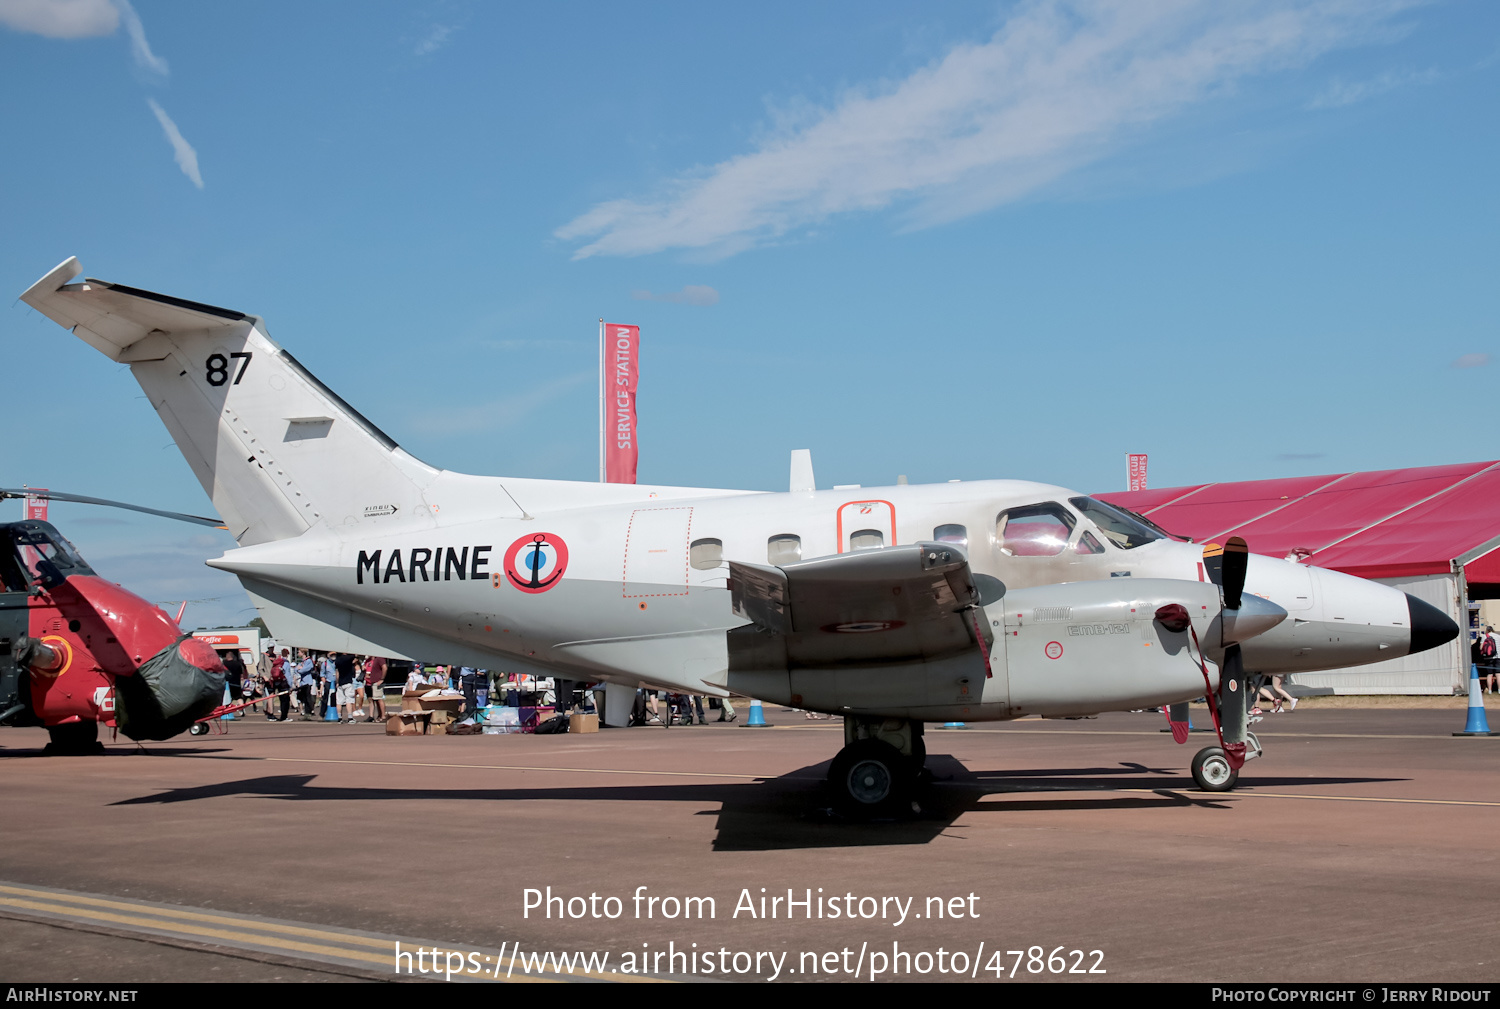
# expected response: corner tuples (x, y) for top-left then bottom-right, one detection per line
(0, 489), (228, 753)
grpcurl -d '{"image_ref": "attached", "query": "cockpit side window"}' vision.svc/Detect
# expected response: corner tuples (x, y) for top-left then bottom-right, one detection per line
(996, 504), (1077, 557)
(1069, 497), (1164, 551)
(0, 541), (28, 592)
(7, 523), (94, 588)
(1073, 530), (1105, 554)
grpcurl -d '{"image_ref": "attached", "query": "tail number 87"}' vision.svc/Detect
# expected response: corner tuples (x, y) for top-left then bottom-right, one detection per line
(206, 352), (252, 387)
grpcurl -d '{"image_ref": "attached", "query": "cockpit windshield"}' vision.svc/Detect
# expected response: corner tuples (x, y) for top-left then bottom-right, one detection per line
(1068, 497), (1164, 551)
(2, 522), (94, 591)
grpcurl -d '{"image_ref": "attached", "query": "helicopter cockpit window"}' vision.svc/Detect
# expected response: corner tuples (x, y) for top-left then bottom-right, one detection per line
(995, 504), (1076, 557)
(1068, 496), (1164, 550)
(7, 524), (93, 589)
(0, 544), (28, 592)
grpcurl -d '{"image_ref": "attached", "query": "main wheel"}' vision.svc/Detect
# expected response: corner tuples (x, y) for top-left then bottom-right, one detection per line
(828, 740), (911, 819)
(44, 720), (103, 755)
(1191, 746), (1238, 792)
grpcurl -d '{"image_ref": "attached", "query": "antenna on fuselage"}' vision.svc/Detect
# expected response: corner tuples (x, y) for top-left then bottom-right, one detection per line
(790, 449), (815, 494)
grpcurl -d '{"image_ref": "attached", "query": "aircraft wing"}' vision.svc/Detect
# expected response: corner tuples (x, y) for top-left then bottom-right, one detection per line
(20, 258), (248, 362)
(728, 543), (995, 668)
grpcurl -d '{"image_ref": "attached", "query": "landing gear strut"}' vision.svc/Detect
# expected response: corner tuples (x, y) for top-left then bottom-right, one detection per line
(828, 717), (924, 819)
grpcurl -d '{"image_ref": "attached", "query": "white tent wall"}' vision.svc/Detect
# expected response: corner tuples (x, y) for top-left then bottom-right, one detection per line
(1294, 572), (1466, 695)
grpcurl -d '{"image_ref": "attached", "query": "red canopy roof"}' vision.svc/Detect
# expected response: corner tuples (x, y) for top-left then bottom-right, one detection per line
(1098, 461), (1500, 581)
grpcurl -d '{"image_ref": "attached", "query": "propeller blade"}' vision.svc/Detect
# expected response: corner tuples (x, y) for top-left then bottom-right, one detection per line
(1201, 541), (1224, 586)
(1222, 535), (1248, 610)
(1202, 537), (1249, 610)
(0, 488), (225, 529)
(1217, 643), (1249, 770)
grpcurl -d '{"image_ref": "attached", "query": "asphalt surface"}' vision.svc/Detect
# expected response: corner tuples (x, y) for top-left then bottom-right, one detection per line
(1, 706), (1497, 983)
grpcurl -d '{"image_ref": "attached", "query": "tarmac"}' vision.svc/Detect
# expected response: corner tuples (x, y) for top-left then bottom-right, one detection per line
(1, 705), (1497, 983)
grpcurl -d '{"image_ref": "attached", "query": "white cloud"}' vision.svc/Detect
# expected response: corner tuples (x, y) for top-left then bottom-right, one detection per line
(411, 371), (593, 435)
(1309, 67), (1438, 108)
(114, 0), (166, 76)
(631, 285), (720, 306)
(415, 23), (454, 56)
(557, 0), (1419, 259)
(0, 0), (117, 37)
(147, 99), (202, 188)
(1451, 353), (1490, 370)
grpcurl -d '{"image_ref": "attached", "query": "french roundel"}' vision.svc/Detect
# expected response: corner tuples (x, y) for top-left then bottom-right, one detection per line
(503, 533), (570, 594)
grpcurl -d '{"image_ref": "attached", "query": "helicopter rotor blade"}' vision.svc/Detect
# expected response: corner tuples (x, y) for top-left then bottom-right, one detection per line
(0, 488), (225, 529)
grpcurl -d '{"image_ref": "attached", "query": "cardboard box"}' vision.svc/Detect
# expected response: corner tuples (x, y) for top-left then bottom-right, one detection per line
(400, 690), (428, 713)
(386, 712), (430, 736)
(568, 712), (598, 734)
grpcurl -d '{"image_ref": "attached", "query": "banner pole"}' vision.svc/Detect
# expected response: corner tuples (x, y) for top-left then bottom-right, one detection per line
(598, 319), (605, 483)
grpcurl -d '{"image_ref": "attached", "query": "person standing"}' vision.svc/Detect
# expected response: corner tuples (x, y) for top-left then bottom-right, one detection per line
(267, 649), (291, 721)
(320, 652), (338, 719)
(222, 649), (245, 704)
(296, 650), (317, 720)
(366, 654), (388, 721)
(1482, 626), (1499, 694)
(334, 651), (358, 723)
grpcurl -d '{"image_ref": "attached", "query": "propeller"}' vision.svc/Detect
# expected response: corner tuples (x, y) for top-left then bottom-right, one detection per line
(1200, 535), (1248, 609)
(1198, 535), (1257, 770)
(1, 488), (225, 529)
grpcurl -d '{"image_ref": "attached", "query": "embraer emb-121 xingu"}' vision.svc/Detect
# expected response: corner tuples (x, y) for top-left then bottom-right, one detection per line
(19, 259), (1458, 814)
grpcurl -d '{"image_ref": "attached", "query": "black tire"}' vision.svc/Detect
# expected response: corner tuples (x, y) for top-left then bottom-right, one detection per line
(828, 740), (911, 819)
(44, 720), (103, 755)
(189, 723), (210, 736)
(1191, 746), (1239, 792)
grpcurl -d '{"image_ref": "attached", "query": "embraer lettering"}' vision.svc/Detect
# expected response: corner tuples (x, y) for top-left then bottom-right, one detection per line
(356, 546), (492, 584)
(1067, 623), (1129, 636)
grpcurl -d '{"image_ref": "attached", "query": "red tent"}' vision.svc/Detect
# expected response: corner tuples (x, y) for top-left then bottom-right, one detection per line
(1098, 461), (1500, 584)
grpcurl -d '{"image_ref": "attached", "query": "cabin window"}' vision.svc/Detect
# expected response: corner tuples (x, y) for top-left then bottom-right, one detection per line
(995, 503), (1077, 557)
(849, 528), (884, 551)
(933, 524), (968, 547)
(689, 538), (723, 570)
(767, 534), (801, 565)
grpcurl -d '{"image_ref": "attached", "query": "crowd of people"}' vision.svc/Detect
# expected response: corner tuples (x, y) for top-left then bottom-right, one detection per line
(219, 646), (749, 727)
(222, 647), (389, 723)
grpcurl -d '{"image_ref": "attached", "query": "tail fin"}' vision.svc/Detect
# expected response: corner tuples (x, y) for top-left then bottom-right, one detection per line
(22, 258), (440, 546)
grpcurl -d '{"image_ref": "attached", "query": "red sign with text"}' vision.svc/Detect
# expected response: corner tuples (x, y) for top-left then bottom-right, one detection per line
(25, 489), (48, 521)
(1127, 454), (1148, 492)
(604, 324), (639, 484)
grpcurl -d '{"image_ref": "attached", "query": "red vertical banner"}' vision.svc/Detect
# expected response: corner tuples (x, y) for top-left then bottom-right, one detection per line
(603, 323), (639, 484)
(25, 489), (49, 521)
(1127, 454), (1148, 492)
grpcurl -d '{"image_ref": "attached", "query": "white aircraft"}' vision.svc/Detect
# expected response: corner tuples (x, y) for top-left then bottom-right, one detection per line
(20, 259), (1457, 815)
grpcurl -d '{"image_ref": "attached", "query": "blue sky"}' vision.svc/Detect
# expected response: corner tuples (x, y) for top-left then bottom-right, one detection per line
(2, 1), (1496, 629)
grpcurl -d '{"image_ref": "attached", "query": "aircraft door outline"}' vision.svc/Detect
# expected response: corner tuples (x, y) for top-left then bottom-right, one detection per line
(836, 499), (896, 554)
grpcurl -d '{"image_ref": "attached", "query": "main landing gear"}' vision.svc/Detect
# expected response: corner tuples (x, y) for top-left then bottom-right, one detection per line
(44, 719), (104, 755)
(827, 717), (925, 819)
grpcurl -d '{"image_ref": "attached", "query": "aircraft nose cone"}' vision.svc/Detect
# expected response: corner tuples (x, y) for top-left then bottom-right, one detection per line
(1407, 594), (1459, 655)
(1220, 594), (1288, 645)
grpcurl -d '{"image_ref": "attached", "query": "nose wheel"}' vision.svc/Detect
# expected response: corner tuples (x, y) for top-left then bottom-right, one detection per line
(1191, 746), (1238, 792)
